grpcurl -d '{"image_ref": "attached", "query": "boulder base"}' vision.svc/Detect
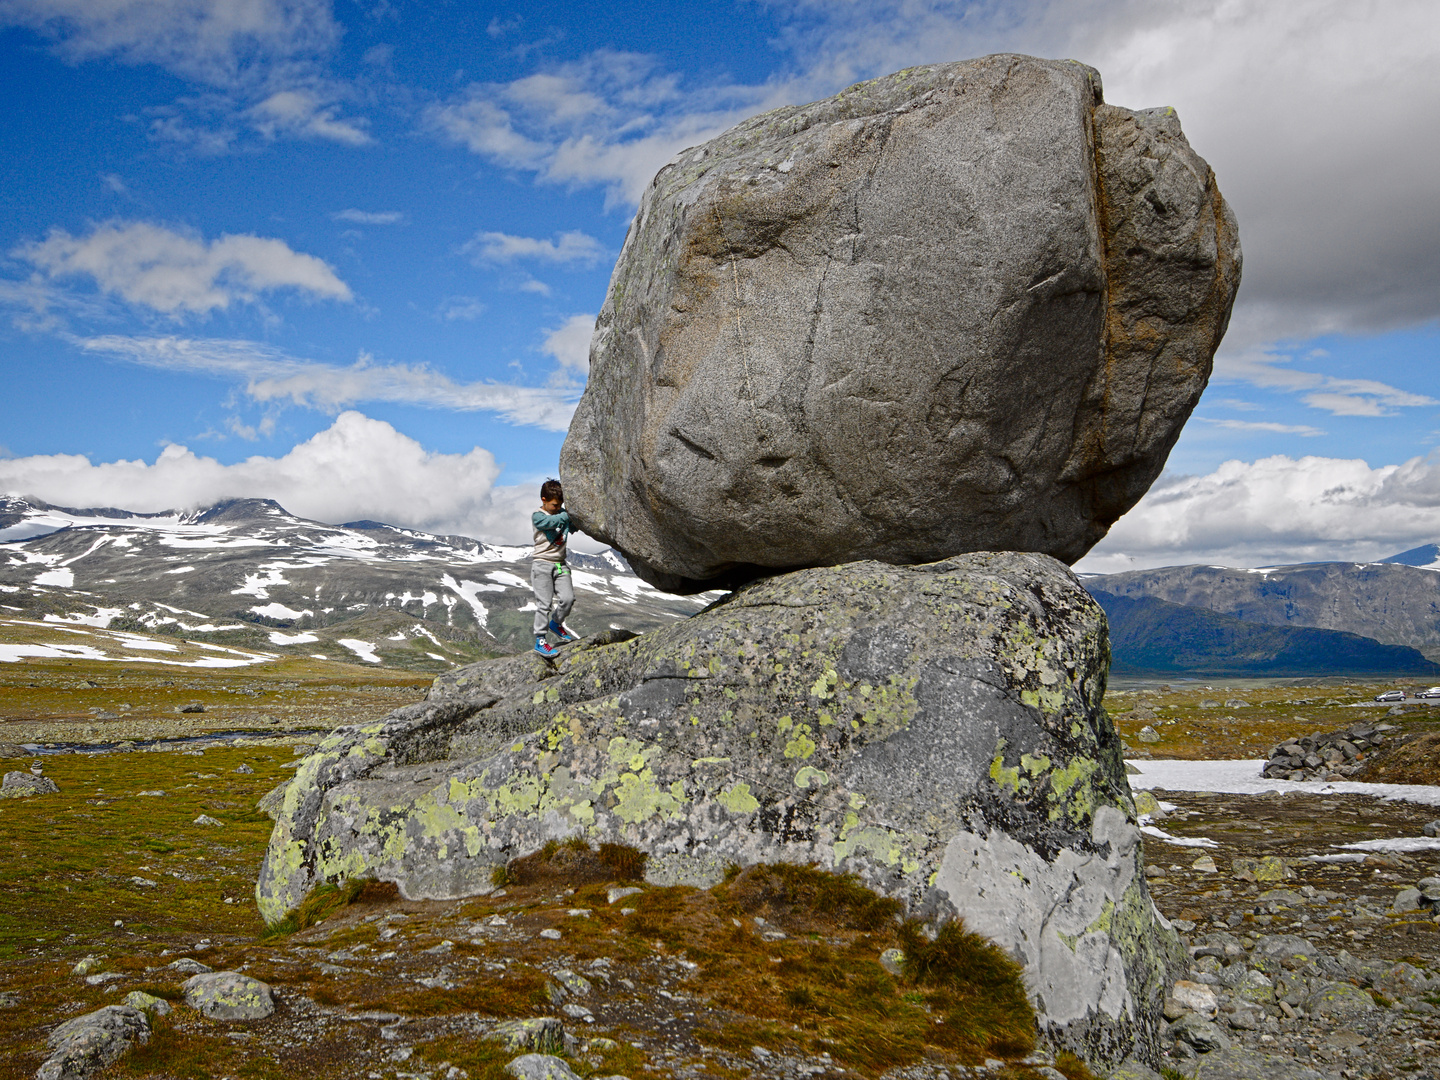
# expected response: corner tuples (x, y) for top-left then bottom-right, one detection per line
(560, 54), (1240, 593)
(257, 552), (1180, 1066)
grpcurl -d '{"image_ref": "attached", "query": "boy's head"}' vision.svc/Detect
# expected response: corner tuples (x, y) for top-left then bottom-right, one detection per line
(540, 478), (564, 511)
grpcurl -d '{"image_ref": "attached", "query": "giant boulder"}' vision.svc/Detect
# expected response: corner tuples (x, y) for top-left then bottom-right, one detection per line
(560, 54), (1240, 593)
(256, 551), (1181, 1065)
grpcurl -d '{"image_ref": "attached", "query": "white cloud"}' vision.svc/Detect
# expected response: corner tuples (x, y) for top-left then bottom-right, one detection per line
(250, 89), (369, 145)
(427, 49), (774, 208)
(767, 0), (1440, 343)
(436, 296), (486, 322)
(332, 208), (405, 225)
(541, 314), (595, 375)
(16, 220), (352, 314)
(1199, 418), (1326, 437)
(0, 0), (340, 89)
(1213, 345), (1438, 416)
(0, 411), (535, 542)
(76, 334), (582, 430)
(463, 229), (605, 267)
(1077, 452), (1440, 574)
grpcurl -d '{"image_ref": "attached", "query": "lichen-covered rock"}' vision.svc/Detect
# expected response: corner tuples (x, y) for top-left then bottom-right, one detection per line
(560, 54), (1240, 593)
(36, 1004), (149, 1080)
(2, 771), (59, 798)
(489, 1017), (566, 1053)
(256, 552), (1179, 1065)
(181, 971), (274, 1020)
(506, 1055), (582, 1080)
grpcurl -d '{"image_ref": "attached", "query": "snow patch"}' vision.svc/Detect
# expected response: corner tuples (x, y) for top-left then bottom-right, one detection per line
(250, 603), (313, 620)
(269, 631), (319, 645)
(1126, 758), (1440, 808)
(337, 638), (381, 664)
(34, 568), (74, 587)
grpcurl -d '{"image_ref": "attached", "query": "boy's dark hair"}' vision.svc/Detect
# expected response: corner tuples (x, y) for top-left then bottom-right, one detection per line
(540, 478), (564, 502)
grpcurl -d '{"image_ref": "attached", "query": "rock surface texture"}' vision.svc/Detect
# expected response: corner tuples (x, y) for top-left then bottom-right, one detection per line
(257, 552), (1182, 1065)
(560, 54), (1240, 593)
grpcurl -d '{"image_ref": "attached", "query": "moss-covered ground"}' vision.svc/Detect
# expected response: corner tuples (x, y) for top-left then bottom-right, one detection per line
(1103, 679), (1440, 763)
(0, 653), (432, 747)
(0, 658), (1073, 1080)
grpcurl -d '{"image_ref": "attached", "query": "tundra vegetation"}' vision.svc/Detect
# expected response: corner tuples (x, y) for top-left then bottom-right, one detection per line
(3, 658), (1439, 1079)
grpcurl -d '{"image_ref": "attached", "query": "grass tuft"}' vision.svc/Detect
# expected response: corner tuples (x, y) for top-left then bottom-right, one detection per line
(261, 877), (368, 937)
(505, 839), (647, 886)
(897, 918), (1036, 1058)
(721, 862), (902, 932)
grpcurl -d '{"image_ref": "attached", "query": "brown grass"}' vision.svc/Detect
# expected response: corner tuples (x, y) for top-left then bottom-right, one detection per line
(1360, 731), (1440, 785)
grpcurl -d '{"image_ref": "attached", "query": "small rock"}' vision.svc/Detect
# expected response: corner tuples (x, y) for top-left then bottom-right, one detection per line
(488, 1017), (565, 1053)
(193, 814), (224, 827)
(1303, 980), (1376, 1020)
(1137, 726), (1161, 744)
(606, 886), (642, 905)
(1170, 979), (1218, 1018)
(1191, 855), (1218, 873)
(1144, 864), (1166, 878)
(1222, 999), (1266, 1030)
(1392, 887), (1423, 913)
(123, 991), (173, 1017)
(1230, 856), (1294, 883)
(235, 763), (254, 774)
(1423, 820), (1440, 838)
(554, 970), (592, 997)
(506, 1054), (582, 1080)
(538, 929), (562, 941)
(72, 955), (103, 976)
(182, 971), (274, 1020)
(878, 948), (905, 976)
(561, 1003), (593, 1021)
(166, 958), (213, 975)
(179, 703), (205, 714)
(1168, 1012), (1230, 1053)
(37, 1005), (150, 1080)
(1, 771), (59, 798)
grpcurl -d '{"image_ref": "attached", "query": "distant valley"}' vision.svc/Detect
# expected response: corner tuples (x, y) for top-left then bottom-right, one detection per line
(1084, 553), (1440, 677)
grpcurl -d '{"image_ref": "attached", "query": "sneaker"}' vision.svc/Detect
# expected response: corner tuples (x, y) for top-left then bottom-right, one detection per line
(534, 636), (559, 658)
(548, 620), (577, 644)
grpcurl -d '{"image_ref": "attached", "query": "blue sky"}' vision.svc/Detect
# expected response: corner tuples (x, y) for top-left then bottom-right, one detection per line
(0, 0), (1437, 569)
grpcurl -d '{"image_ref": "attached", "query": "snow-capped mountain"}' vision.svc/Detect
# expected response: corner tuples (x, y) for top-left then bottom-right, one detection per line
(0, 496), (714, 669)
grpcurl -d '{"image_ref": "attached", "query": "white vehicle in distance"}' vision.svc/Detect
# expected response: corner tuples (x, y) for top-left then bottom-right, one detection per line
(1417, 687), (1440, 700)
(1374, 689), (1407, 702)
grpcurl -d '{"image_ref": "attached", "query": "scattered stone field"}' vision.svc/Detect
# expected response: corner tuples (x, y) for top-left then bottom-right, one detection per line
(1, 663), (1437, 1080)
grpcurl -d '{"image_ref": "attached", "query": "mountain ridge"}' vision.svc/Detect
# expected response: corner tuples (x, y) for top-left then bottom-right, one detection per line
(0, 495), (708, 671)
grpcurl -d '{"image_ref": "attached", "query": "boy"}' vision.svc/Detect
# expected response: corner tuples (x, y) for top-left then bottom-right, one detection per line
(530, 478), (577, 657)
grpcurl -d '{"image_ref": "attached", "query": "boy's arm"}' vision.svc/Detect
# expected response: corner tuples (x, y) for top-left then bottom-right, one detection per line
(532, 509), (572, 539)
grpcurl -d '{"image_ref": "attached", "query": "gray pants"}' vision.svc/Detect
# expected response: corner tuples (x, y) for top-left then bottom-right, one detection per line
(531, 560), (574, 636)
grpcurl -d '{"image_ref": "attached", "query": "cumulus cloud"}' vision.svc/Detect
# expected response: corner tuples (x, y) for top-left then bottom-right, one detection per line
(1077, 452), (1440, 574)
(541, 314), (595, 375)
(0, 411), (540, 541)
(250, 89), (369, 145)
(463, 229), (605, 267)
(1198, 418), (1326, 437)
(0, 0), (340, 88)
(77, 334), (582, 430)
(768, 0), (1440, 346)
(427, 49), (774, 208)
(16, 220), (351, 314)
(332, 208), (405, 225)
